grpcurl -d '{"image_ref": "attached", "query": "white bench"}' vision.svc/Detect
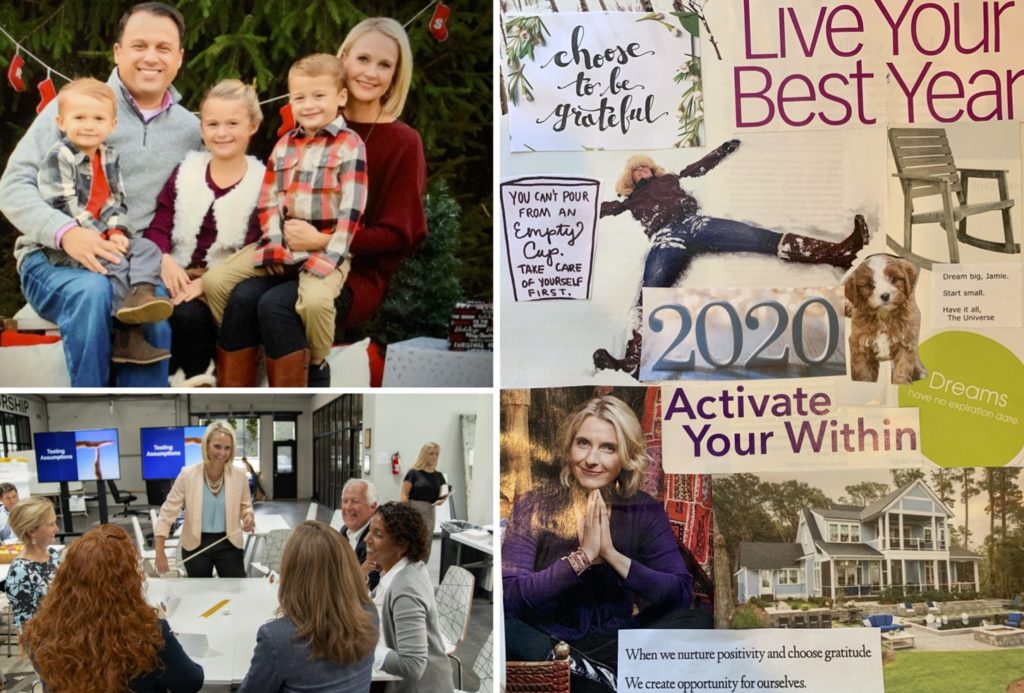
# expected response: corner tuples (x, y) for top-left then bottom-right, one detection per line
(12, 304), (59, 333)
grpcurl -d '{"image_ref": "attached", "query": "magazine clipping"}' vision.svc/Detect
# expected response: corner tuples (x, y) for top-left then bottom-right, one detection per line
(500, 1), (1024, 691)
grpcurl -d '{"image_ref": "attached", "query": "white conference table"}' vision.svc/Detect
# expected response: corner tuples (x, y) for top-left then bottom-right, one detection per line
(173, 512), (292, 572)
(448, 529), (494, 597)
(450, 529), (494, 557)
(146, 577), (400, 685)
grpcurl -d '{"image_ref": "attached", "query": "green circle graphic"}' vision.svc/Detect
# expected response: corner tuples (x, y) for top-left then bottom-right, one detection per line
(898, 331), (1024, 467)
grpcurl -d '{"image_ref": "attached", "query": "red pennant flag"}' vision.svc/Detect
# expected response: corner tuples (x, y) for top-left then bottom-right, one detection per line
(277, 103), (295, 137)
(429, 2), (450, 42)
(7, 51), (25, 92)
(36, 77), (56, 113)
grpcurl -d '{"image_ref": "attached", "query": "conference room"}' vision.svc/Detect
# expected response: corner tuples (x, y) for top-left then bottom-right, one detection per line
(0, 392), (494, 692)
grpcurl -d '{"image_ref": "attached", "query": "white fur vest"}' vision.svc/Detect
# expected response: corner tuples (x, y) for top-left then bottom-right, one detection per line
(170, 151), (264, 268)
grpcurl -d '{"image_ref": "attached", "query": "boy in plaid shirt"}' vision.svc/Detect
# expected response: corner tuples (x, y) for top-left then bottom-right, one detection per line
(204, 54), (367, 387)
(37, 78), (172, 365)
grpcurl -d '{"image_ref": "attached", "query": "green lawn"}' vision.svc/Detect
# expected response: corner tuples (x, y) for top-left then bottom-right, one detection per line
(884, 650), (1024, 692)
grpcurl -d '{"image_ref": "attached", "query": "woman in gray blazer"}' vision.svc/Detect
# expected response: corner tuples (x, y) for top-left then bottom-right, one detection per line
(367, 502), (454, 693)
(238, 521), (378, 692)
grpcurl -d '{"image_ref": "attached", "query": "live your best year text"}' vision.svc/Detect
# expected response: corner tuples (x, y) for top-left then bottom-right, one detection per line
(736, 0), (1023, 127)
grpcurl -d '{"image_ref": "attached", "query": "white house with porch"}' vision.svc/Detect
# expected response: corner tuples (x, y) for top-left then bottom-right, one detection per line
(735, 480), (981, 602)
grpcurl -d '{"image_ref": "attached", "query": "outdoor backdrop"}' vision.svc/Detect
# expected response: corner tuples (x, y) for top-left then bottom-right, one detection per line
(0, 1), (492, 339)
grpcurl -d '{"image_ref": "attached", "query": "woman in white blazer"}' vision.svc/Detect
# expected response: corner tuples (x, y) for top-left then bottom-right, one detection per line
(154, 421), (254, 577)
(367, 502), (454, 693)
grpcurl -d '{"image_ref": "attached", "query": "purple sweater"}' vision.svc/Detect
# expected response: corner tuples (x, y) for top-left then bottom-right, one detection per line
(502, 486), (692, 641)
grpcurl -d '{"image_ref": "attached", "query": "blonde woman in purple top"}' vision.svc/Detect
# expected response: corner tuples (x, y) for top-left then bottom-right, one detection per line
(503, 396), (708, 693)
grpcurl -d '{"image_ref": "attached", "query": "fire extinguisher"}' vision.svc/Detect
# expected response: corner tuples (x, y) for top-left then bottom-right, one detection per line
(391, 452), (401, 475)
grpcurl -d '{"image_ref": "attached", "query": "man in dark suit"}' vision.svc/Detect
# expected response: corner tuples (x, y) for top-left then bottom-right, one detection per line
(340, 478), (380, 590)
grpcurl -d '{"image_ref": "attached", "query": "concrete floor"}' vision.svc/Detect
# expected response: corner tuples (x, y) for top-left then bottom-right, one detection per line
(1, 498), (494, 691)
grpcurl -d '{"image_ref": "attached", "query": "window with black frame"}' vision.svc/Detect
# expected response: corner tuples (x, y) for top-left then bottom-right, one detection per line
(0, 411), (31, 456)
(311, 395), (362, 511)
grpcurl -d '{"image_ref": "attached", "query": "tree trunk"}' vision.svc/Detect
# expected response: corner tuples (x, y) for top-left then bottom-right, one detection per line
(500, 389), (532, 519)
(713, 515), (735, 628)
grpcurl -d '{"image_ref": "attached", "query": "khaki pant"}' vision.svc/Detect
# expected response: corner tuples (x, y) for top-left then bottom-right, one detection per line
(203, 243), (350, 361)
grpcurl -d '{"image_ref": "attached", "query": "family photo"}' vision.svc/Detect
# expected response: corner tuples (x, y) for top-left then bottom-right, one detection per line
(0, 1), (492, 388)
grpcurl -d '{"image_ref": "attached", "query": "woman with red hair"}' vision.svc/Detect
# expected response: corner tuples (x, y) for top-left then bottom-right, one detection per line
(20, 524), (204, 692)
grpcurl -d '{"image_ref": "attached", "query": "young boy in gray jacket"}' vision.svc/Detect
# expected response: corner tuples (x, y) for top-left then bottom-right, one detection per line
(38, 78), (172, 365)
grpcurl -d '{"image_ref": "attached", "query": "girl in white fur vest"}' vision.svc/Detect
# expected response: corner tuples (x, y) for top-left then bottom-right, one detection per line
(142, 79), (265, 385)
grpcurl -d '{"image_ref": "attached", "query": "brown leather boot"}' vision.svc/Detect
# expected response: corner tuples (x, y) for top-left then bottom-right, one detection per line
(116, 283), (173, 324)
(215, 346), (260, 387)
(777, 214), (869, 269)
(593, 328), (642, 378)
(111, 326), (171, 365)
(266, 349), (309, 387)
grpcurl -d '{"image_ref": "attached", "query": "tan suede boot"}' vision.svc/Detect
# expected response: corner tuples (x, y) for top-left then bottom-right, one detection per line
(111, 326), (171, 365)
(116, 283), (173, 324)
(215, 346), (261, 387)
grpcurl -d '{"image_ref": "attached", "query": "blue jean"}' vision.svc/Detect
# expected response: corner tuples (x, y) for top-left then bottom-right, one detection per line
(643, 215), (782, 287)
(19, 250), (170, 387)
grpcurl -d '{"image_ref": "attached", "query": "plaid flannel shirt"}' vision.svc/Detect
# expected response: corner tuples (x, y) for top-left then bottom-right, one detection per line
(37, 136), (130, 238)
(252, 115), (367, 278)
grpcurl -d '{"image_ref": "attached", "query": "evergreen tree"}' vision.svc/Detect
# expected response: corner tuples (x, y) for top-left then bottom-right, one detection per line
(356, 179), (462, 346)
(930, 467), (956, 508)
(842, 481), (890, 507)
(959, 468), (980, 548)
(890, 468), (925, 488)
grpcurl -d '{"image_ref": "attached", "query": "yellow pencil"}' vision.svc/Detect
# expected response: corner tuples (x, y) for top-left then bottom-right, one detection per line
(201, 599), (230, 618)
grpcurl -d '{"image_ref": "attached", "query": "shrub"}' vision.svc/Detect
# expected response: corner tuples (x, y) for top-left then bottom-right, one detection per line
(732, 605), (767, 629)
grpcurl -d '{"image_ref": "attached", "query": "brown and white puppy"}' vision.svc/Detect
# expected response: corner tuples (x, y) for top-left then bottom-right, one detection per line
(844, 254), (927, 383)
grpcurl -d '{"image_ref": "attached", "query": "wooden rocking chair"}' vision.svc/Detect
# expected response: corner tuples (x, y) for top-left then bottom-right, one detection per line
(888, 127), (1020, 269)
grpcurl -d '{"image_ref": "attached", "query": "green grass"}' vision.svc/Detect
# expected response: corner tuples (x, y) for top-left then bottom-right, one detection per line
(884, 649), (1024, 692)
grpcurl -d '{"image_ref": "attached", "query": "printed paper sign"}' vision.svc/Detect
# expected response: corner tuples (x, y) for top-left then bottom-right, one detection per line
(641, 287), (846, 381)
(619, 628), (882, 693)
(932, 263), (1023, 328)
(661, 382), (922, 473)
(0, 455), (31, 500)
(505, 12), (702, 151)
(501, 176), (599, 301)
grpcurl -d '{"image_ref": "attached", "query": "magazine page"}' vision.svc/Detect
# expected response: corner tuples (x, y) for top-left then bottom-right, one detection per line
(500, 1), (1024, 691)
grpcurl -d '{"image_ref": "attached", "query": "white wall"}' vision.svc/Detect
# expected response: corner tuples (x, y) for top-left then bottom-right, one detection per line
(0, 394), (49, 440)
(44, 397), (179, 503)
(39, 394), (317, 504)
(362, 392), (493, 526)
(467, 393), (495, 528)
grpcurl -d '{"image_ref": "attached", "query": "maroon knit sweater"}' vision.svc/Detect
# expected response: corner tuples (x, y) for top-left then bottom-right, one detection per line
(343, 120), (427, 327)
(599, 174), (700, 238)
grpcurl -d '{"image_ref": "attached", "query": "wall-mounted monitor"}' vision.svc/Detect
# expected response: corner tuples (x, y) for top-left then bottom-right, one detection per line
(33, 428), (121, 482)
(140, 426), (206, 480)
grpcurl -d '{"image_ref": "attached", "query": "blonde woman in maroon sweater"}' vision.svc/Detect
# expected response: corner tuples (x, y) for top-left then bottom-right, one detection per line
(216, 17), (427, 387)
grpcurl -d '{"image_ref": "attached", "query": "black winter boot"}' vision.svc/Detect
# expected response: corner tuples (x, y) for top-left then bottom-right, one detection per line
(593, 328), (642, 378)
(562, 647), (617, 692)
(777, 214), (869, 269)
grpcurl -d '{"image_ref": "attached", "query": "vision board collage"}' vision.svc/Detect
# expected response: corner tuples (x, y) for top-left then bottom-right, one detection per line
(0, 2), (495, 693)
(0, 1), (1023, 693)
(500, 1), (1024, 693)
